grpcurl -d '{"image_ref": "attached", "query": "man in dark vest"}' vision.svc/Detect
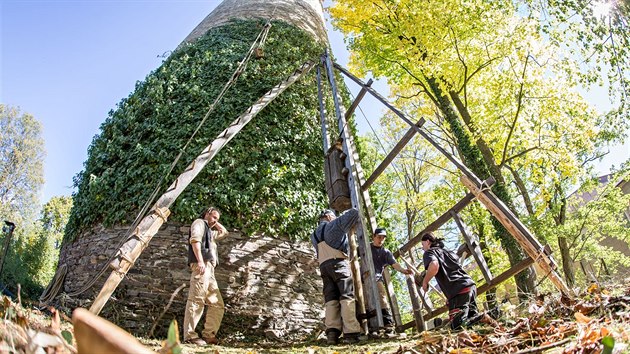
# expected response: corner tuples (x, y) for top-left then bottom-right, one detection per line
(311, 208), (364, 345)
(183, 207), (228, 345)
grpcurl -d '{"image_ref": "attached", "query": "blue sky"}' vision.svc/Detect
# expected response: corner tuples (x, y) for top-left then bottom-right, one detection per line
(1, 1), (628, 205)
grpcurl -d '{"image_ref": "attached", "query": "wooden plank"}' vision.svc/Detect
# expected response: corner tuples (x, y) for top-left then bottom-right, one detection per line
(316, 65), (330, 153)
(459, 175), (573, 298)
(362, 118), (425, 191)
(323, 52), (381, 330)
(394, 192), (477, 258)
(405, 276), (425, 332)
(451, 211), (493, 283)
(345, 79), (373, 120)
(383, 269), (402, 327)
(90, 61), (317, 315)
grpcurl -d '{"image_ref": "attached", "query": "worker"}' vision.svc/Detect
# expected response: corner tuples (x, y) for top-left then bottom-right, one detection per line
(311, 208), (364, 344)
(420, 232), (482, 330)
(183, 207), (229, 345)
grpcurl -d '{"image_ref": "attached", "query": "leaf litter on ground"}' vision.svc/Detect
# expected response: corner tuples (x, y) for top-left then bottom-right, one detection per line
(1, 278), (628, 353)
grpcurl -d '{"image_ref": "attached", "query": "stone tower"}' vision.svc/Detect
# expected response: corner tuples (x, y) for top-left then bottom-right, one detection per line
(58, 0), (333, 340)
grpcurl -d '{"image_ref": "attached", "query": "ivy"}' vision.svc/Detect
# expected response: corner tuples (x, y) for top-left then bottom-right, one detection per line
(65, 20), (331, 243)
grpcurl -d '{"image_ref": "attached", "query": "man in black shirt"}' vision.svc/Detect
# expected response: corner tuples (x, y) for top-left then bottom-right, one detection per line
(420, 232), (480, 330)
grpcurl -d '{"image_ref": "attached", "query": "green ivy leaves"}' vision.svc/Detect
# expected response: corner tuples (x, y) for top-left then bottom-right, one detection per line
(65, 20), (329, 243)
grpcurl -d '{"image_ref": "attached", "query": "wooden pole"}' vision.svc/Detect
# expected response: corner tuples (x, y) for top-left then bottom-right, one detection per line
(460, 175), (573, 298)
(323, 52), (382, 330)
(0, 221), (16, 279)
(362, 118), (424, 191)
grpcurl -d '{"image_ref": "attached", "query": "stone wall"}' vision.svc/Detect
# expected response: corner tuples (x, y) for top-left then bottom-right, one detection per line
(180, 0), (327, 46)
(57, 222), (324, 341)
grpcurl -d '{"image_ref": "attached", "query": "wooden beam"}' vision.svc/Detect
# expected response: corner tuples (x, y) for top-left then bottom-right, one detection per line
(460, 175), (573, 298)
(362, 118), (425, 191)
(383, 269), (403, 327)
(316, 65), (330, 153)
(323, 52), (382, 330)
(405, 276), (425, 332)
(477, 256), (535, 295)
(345, 79), (373, 120)
(394, 192), (478, 258)
(451, 211), (493, 283)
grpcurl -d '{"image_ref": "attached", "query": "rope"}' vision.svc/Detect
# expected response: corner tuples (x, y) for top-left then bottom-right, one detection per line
(40, 21), (273, 305)
(479, 179), (493, 192)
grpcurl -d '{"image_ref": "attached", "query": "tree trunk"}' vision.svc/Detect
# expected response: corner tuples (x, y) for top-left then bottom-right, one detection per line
(557, 236), (575, 287)
(476, 220), (498, 315)
(553, 188), (575, 286)
(427, 78), (537, 300)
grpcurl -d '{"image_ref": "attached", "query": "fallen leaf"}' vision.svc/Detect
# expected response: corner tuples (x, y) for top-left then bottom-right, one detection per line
(575, 312), (592, 324)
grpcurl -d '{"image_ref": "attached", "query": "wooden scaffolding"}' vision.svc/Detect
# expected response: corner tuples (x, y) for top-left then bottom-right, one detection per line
(316, 51), (573, 332)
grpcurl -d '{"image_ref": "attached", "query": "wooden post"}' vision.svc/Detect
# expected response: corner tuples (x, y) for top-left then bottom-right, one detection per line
(90, 61), (316, 315)
(316, 65), (330, 153)
(382, 269), (402, 327)
(451, 211), (493, 283)
(323, 52), (383, 330)
(0, 221), (16, 279)
(405, 276), (425, 332)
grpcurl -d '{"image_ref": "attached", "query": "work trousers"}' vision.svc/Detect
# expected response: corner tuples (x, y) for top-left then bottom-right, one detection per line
(183, 261), (224, 341)
(320, 259), (362, 335)
(448, 285), (479, 330)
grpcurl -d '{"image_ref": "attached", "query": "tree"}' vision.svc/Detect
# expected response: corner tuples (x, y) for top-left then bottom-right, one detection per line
(37, 196), (73, 282)
(0, 196), (73, 299)
(329, 0), (626, 298)
(0, 105), (45, 223)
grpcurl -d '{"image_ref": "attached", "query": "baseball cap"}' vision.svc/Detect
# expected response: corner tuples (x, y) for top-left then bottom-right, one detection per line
(374, 228), (387, 236)
(319, 209), (335, 219)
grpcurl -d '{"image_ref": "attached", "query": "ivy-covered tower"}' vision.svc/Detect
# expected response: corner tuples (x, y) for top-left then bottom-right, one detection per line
(57, 0), (332, 340)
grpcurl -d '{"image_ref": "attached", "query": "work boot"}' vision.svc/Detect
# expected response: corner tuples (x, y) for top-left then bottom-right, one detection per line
(202, 336), (219, 345)
(342, 332), (367, 344)
(326, 328), (341, 345)
(342, 332), (360, 344)
(183, 338), (207, 346)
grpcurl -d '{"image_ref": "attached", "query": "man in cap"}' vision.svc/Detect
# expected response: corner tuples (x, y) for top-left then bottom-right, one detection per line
(311, 208), (364, 345)
(370, 228), (412, 334)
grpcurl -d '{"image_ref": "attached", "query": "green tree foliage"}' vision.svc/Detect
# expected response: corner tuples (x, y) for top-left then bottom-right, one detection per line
(329, 0), (628, 294)
(522, 0), (629, 125)
(1, 197), (73, 299)
(65, 20), (330, 243)
(0, 105), (52, 298)
(0, 105), (45, 223)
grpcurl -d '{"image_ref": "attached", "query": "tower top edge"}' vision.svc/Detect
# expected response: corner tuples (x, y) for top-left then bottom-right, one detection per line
(179, 0), (328, 47)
